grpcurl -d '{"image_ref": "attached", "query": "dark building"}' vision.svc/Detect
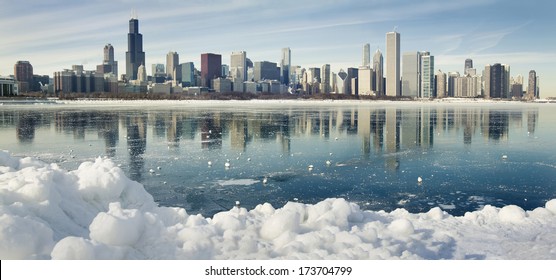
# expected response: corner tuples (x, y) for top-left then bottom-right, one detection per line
(201, 53), (222, 89)
(126, 17), (145, 80)
(14, 61), (34, 92)
(485, 63), (509, 99)
(254, 61), (280, 81)
(464, 58), (473, 73)
(347, 67), (358, 95)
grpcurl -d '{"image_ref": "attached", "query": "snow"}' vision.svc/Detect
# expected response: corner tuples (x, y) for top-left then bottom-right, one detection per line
(1, 150), (555, 260)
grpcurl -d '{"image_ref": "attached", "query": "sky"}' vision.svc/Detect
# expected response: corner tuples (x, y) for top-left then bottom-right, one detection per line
(1, 0), (555, 96)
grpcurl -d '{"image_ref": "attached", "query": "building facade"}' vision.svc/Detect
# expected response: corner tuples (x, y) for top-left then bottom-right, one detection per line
(166, 51), (179, 80)
(201, 53), (222, 89)
(230, 51), (247, 82)
(420, 53), (434, 98)
(14, 61), (33, 93)
(526, 70), (537, 100)
(386, 31), (400, 97)
(280, 47), (291, 85)
(254, 61), (279, 82)
(363, 43), (370, 67)
(373, 49), (384, 96)
(402, 52), (420, 98)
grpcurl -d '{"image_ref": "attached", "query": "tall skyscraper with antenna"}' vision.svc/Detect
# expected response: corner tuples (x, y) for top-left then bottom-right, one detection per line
(126, 13), (145, 80)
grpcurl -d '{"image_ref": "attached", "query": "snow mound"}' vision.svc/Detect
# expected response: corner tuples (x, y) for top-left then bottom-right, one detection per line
(1, 150), (555, 260)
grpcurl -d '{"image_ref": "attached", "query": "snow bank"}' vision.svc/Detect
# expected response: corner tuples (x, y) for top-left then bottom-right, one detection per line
(1, 150), (555, 260)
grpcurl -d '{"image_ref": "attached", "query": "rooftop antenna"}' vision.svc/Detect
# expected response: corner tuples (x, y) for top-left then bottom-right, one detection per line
(131, 9), (138, 19)
(393, 26), (398, 32)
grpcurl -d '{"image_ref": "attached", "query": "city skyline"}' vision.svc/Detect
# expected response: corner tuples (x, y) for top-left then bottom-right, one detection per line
(1, 0), (555, 96)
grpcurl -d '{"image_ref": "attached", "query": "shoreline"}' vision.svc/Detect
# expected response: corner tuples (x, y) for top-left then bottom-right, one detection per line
(1, 97), (554, 108)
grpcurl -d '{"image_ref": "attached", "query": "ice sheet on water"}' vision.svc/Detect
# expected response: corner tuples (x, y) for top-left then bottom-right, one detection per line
(1, 150), (556, 260)
(216, 179), (260, 186)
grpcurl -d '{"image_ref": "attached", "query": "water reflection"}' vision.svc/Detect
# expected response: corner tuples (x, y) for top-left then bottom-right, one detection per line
(2, 106), (540, 165)
(0, 104), (549, 216)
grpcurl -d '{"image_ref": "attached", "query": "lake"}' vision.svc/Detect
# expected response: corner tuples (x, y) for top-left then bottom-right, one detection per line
(1, 100), (555, 217)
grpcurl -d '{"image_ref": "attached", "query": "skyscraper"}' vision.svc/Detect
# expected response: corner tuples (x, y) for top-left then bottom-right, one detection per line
(321, 64), (331, 94)
(363, 43), (370, 67)
(421, 52), (434, 98)
(166, 51), (179, 80)
(230, 51), (247, 82)
(435, 69), (446, 98)
(373, 48), (383, 96)
(201, 53), (222, 89)
(126, 16), (145, 80)
(484, 63), (509, 99)
(336, 69), (348, 94)
(464, 58), (473, 74)
(402, 52), (420, 98)
(103, 44), (118, 77)
(180, 62), (195, 87)
(14, 61), (33, 93)
(280, 48), (291, 85)
(527, 70), (537, 100)
(386, 31), (400, 97)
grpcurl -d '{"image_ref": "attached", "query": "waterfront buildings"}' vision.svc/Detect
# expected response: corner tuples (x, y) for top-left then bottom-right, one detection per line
(180, 62), (195, 87)
(321, 64), (331, 94)
(386, 31), (400, 97)
(201, 53), (222, 89)
(126, 17), (145, 80)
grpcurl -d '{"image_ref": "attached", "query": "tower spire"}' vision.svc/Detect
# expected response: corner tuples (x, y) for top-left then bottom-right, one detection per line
(131, 9), (137, 19)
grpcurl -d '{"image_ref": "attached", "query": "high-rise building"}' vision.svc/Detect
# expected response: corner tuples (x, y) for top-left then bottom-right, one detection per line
(137, 64), (147, 82)
(321, 64), (331, 94)
(336, 69), (348, 94)
(280, 48), (291, 85)
(125, 16), (145, 80)
(447, 72), (460, 97)
(421, 52), (434, 98)
(347, 68), (358, 95)
(103, 44), (118, 77)
(254, 61), (279, 81)
(386, 31), (400, 97)
(465, 58), (473, 74)
(373, 48), (383, 96)
(230, 51), (247, 82)
(221, 64), (230, 77)
(435, 69), (446, 98)
(363, 43), (370, 67)
(358, 67), (373, 95)
(402, 52), (420, 98)
(484, 63), (509, 99)
(166, 51), (179, 80)
(201, 53), (222, 89)
(527, 70), (537, 100)
(180, 62), (195, 87)
(14, 61), (33, 93)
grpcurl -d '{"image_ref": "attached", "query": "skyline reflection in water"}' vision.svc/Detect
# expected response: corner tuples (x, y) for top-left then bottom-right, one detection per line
(0, 103), (554, 217)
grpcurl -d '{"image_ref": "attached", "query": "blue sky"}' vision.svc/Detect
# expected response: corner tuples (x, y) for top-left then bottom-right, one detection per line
(1, 0), (555, 96)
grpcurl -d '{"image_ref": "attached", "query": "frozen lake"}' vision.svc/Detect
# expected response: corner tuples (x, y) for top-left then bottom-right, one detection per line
(1, 100), (555, 217)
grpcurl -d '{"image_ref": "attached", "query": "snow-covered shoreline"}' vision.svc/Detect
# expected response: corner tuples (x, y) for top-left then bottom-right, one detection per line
(1, 150), (555, 260)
